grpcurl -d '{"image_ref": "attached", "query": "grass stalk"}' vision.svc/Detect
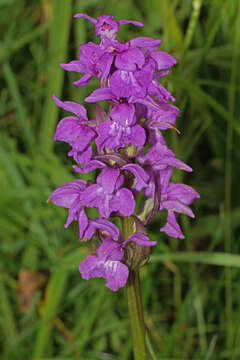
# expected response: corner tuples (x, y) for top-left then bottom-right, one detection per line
(39, 0), (72, 153)
(224, 0), (240, 349)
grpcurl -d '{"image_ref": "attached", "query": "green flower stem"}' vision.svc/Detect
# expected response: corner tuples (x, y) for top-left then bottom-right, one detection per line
(126, 269), (148, 360)
(123, 217), (148, 360)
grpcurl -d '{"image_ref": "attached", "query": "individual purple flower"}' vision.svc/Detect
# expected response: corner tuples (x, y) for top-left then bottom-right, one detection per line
(79, 233), (156, 291)
(81, 167), (135, 218)
(135, 142), (192, 201)
(139, 142), (192, 173)
(96, 103), (146, 150)
(156, 170), (199, 238)
(53, 96), (96, 164)
(74, 14), (143, 45)
(78, 210), (120, 241)
(160, 182), (200, 218)
(47, 179), (87, 229)
(147, 103), (180, 131)
(61, 42), (104, 86)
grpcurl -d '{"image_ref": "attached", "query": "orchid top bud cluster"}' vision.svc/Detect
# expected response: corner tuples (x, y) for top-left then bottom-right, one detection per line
(48, 14), (199, 291)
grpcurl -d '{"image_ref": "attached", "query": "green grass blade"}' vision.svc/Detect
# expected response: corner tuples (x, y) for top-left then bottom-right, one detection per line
(2, 61), (35, 150)
(0, 275), (17, 345)
(33, 263), (68, 358)
(39, 0), (72, 153)
(151, 252), (240, 267)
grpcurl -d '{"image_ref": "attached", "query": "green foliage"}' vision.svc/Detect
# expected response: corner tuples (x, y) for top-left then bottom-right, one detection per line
(0, 0), (240, 358)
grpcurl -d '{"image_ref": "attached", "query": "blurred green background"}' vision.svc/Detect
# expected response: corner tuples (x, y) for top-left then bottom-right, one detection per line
(0, 0), (240, 359)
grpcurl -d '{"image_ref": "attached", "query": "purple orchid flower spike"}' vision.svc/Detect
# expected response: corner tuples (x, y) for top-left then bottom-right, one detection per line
(79, 233), (156, 291)
(49, 13), (200, 296)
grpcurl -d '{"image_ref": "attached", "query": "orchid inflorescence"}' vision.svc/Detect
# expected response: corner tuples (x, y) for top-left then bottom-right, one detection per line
(48, 14), (199, 291)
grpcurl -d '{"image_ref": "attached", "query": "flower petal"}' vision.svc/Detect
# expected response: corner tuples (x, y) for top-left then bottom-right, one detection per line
(73, 160), (106, 174)
(110, 103), (135, 125)
(122, 164), (149, 190)
(48, 180), (87, 208)
(151, 51), (177, 70)
(74, 74), (92, 86)
(161, 199), (195, 218)
(118, 19), (143, 27)
(79, 255), (129, 291)
(160, 211), (184, 239)
(60, 60), (86, 73)
(85, 87), (115, 102)
(87, 218), (120, 241)
(97, 168), (120, 194)
(78, 209), (89, 240)
(126, 232), (157, 246)
(113, 188), (135, 216)
(130, 37), (161, 51)
(130, 125), (146, 146)
(115, 48), (145, 71)
(167, 184), (200, 205)
(74, 13), (97, 24)
(52, 96), (87, 120)
(54, 117), (96, 151)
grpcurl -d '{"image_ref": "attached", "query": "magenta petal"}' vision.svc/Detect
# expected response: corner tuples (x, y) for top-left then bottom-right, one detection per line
(78, 209), (89, 240)
(122, 164), (149, 189)
(100, 53), (115, 78)
(52, 96), (87, 120)
(96, 122), (112, 150)
(160, 211), (184, 239)
(168, 184), (200, 204)
(85, 87), (115, 102)
(126, 233), (157, 246)
(150, 104), (179, 129)
(151, 51), (177, 70)
(115, 48), (145, 71)
(113, 188), (135, 216)
(104, 262), (129, 291)
(60, 60), (86, 73)
(81, 184), (102, 207)
(79, 255), (129, 291)
(71, 145), (92, 164)
(118, 19), (143, 27)
(73, 160), (106, 174)
(74, 74), (92, 87)
(48, 180), (86, 208)
(130, 125), (146, 146)
(110, 103), (135, 125)
(79, 255), (100, 280)
(79, 237), (129, 291)
(97, 168), (120, 193)
(74, 13), (97, 23)
(162, 200), (195, 218)
(130, 37), (161, 51)
(54, 116), (95, 151)
(89, 218), (120, 241)
(110, 70), (144, 98)
(97, 238), (123, 260)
